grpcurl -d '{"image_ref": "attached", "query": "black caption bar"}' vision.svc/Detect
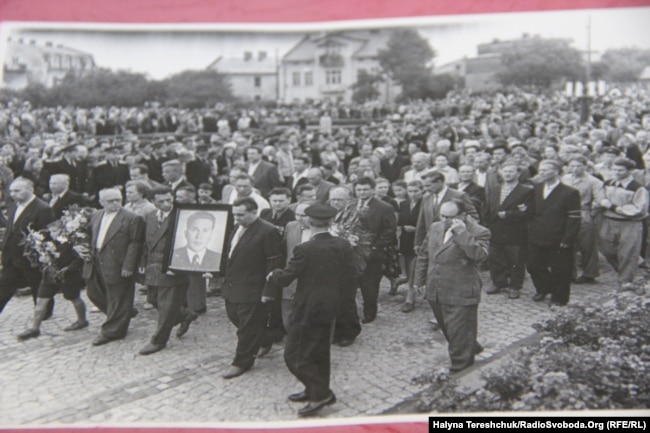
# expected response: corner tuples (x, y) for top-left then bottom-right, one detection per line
(429, 417), (647, 432)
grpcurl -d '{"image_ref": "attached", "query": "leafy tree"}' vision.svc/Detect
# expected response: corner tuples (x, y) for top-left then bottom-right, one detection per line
(351, 69), (383, 103)
(592, 47), (650, 82)
(496, 37), (584, 89)
(378, 28), (436, 100)
(161, 70), (233, 108)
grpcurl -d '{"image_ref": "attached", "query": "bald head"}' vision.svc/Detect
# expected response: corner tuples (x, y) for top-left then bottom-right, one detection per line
(99, 188), (123, 213)
(49, 174), (70, 195)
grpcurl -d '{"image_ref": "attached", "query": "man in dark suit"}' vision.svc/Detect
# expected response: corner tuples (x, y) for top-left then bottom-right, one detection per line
(186, 143), (213, 189)
(414, 199), (490, 373)
(260, 187), (296, 234)
(221, 197), (283, 379)
(162, 159), (193, 196)
(269, 203), (355, 417)
(247, 146), (283, 198)
(398, 180), (423, 312)
(170, 211), (223, 271)
(380, 142), (410, 183)
(0, 178), (55, 315)
(527, 160), (581, 306)
(306, 167), (335, 204)
(39, 143), (88, 195)
(483, 162), (534, 299)
(82, 188), (144, 346)
(139, 186), (198, 355)
(48, 174), (87, 219)
(414, 171), (478, 251)
(457, 164), (486, 223)
(354, 177), (397, 323)
(86, 146), (130, 202)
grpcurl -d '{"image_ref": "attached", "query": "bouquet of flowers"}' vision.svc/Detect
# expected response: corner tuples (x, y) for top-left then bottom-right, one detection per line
(330, 203), (373, 277)
(20, 225), (62, 281)
(58, 205), (94, 260)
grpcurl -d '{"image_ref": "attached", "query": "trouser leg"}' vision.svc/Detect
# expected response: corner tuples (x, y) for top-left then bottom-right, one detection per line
(359, 254), (383, 319)
(488, 243), (510, 289)
(617, 220), (643, 284)
(527, 243), (552, 295)
(225, 300), (266, 369)
(549, 247), (574, 305)
(151, 284), (185, 346)
(284, 323), (333, 401)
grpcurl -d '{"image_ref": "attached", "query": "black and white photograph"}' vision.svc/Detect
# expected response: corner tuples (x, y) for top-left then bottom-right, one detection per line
(0, 1), (649, 428)
(167, 205), (231, 273)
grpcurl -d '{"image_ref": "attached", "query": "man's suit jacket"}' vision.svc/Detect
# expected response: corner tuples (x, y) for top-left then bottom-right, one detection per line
(398, 197), (421, 256)
(171, 247), (222, 272)
(314, 180), (335, 203)
(86, 162), (130, 197)
(39, 158), (88, 194)
(260, 208), (296, 230)
(459, 182), (486, 219)
(380, 155), (410, 183)
(142, 210), (188, 287)
(170, 178), (194, 195)
(82, 208), (145, 285)
(186, 158), (212, 189)
(528, 182), (581, 248)
(2, 198), (55, 269)
(355, 197), (397, 251)
(271, 232), (356, 327)
(414, 188), (479, 249)
(281, 220), (307, 301)
(250, 160), (283, 198)
(414, 218), (490, 306)
(483, 183), (533, 245)
(50, 190), (87, 219)
(222, 217), (283, 304)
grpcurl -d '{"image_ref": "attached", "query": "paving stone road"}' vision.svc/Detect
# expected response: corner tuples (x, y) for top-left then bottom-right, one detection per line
(0, 260), (623, 426)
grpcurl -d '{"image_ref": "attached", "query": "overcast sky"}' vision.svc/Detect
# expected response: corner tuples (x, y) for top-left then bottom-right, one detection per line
(2, 6), (649, 80)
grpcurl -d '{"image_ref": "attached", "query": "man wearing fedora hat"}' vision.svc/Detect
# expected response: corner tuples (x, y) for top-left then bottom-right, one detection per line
(269, 203), (355, 417)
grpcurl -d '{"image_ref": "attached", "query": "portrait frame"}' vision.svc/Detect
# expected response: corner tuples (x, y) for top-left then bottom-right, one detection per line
(164, 203), (234, 275)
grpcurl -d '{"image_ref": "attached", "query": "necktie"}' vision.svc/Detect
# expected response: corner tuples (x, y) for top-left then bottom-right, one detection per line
(229, 227), (243, 258)
(432, 194), (439, 209)
(157, 211), (164, 227)
(192, 254), (200, 266)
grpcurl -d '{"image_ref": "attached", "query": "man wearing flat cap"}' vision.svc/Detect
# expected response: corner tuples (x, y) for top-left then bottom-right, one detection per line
(86, 145), (129, 202)
(269, 203), (356, 417)
(597, 157), (648, 294)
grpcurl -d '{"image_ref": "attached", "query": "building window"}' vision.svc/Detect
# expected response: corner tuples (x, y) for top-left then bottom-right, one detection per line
(292, 71), (300, 86)
(304, 71), (313, 86)
(326, 69), (341, 85)
(255, 95), (261, 101)
(254, 76), (261, 87)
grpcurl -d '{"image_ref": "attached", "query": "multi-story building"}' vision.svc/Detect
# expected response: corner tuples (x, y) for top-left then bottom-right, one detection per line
(280, 30), (399, 103)
(207, 51), (278, 102)
(435, 54), (503, 93)
(2, 37), (95, 90)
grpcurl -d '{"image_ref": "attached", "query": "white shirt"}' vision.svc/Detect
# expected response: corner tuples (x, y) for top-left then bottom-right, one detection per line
(186, 248), (206, 265)
(14, 196), (36, 223)
(475, 171), (487, 188)
(96, 211), (118, 249)
(543, 179), (561, 199)
(443, 228), (454, 244)
(229, 225), (246, 257)
(248, 161), (261, 177)
(301, 227), (312, 243)
(170, 176), (186, 191)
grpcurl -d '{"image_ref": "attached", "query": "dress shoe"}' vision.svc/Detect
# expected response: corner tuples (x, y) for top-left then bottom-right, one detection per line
(475, 343), (484, 355)
(532, 293), (547, 302)
(143, 302), (155, 310)
(139, 342), (166, 355)
(17, 328), (40, 341)
(176, 316), (196, 338)
(64, 320), (89, 332)
(574, 275), (596, 284)
(195, 307), (207, 315)
(401, 302), (414, 313)
(337, 338), (355, 347)
(507, 289), (520, 299)
(486, 286), (502, 295)
(130, 308), (139, 318)
(548, 300), (567, 307)
(429, 319), (440, 331)
(222, 365), (251, 379)
(257, 345), (272, 357)
(288, 390), (310, 402)
(361, 315), (375, 324)
(298, 393), (336, 417)
(92, 335), (114, 346)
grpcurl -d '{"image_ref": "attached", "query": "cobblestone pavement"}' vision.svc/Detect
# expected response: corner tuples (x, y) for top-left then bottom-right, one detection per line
(0, 261), (622, 426)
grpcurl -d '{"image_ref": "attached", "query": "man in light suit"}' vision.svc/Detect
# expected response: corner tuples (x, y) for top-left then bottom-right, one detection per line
(247, 146), (283, 198)
(414, 199), (490, 373)
(82, 188), (144, 346)
(171, 211), (222, 271)
(221, 197), (284, 379)
(139, 186), (198, 355)
(0, 178), (55, 316)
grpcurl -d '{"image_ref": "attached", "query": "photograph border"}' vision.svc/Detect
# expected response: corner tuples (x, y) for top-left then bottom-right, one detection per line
(164, 203), (234, 275)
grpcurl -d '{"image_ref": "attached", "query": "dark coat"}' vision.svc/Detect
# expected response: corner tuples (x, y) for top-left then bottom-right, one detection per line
(355, 197), (397, 249)
(82, 208), (145, 285)
(483, 183), (533, 245)
(86, 162), (130, 197)
(271, 232), (356, 327)
(171, 247), (222, 272)
(260, 207), (296, 231)
(50, 190), (87, 219)
(528, 182), (581, 247)
(186, 158), (212, 189)
(250, 160), (283, 198)
(380, 155), (410, 183)
(459, 182), (486, 219)
(2, 198), (55, 270)
(222, 218), (284, 303)
(398, 197), (421, 256)
(170, 178), (194, 195)
(142, 210), (189, 287)
(44, 241), (85, 289)
(39, 158), (88, 195)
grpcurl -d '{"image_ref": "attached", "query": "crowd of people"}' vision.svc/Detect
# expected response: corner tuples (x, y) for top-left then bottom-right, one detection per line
(1, 84), (650, 416)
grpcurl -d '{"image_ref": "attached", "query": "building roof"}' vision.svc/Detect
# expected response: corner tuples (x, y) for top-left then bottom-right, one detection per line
(283, 29), (392, 63)
(5, 38), (94, 59)
(207, 55), (277, 74)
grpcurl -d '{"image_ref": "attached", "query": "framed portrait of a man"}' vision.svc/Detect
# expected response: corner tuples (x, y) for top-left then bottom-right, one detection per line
(166, 204), (233, 274)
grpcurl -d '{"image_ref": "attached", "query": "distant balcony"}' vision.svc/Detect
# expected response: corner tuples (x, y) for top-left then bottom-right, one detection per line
(319, 83), (346, 93)
(319, 53), (345, 68)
